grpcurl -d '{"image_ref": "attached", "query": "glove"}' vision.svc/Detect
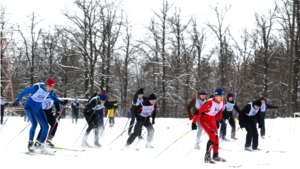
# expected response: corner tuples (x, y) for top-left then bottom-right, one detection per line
(152, 119), (155, 125)
(258, 123), (262, 128)
(191, 123), (197, 130)
(189, 115), (193, 121)
(62, 100), (69, 105)
(55, 112), (61, 118)
(216, 121), (220, 129)
(13, 101), (19, 107)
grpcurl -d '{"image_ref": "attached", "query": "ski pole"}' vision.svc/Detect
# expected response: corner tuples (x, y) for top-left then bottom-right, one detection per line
(185, 129), (207, 157)
(46, 105), (66, 142)
(135, 129), (147, 146)
(99, 117), (109, 137)
(167, 119), (189, 129)
(155, 130), (192, 158)
(0, 109), (11, 132)
(5, 123), (31, 148)
(107, 123), (135, 146)
(269, 109), (278, 138)
(72, 113), (94, 147)
(121, 112), (131, 136)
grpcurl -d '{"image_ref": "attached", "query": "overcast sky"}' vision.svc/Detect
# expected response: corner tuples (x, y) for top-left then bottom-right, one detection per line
(2, 0), (276, 51)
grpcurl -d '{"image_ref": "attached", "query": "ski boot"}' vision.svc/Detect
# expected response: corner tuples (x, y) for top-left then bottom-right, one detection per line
(204, 153), (215, 164)
(213, 153), (226, 162)
(28, 140), (34, 152)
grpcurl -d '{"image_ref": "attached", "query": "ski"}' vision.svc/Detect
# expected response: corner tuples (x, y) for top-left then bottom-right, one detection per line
(53, 146), (85, 152)
(22, 151), (55, 156)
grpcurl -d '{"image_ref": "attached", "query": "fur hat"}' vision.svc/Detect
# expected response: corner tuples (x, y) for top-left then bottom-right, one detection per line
(148, 93), (156, 100)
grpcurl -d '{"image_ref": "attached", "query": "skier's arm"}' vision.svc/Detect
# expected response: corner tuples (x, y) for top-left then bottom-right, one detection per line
(192, 100), (212, 124)
(186, 97), (196, 119)
(266, 103), (278, 109)
(104, 100), (113, 109)
(234, 104), (242, 114)
(151, 104), (157, 124)
(15, 85), (37, 102)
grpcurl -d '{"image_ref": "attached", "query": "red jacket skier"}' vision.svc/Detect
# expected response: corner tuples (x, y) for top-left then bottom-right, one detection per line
(191, 87), (226, 163)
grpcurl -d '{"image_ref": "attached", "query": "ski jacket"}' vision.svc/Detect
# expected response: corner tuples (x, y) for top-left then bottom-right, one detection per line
(192, 98), (225, 123)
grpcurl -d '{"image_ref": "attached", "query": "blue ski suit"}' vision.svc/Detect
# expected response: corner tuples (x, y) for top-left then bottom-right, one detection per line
(14, 83), (63, 143)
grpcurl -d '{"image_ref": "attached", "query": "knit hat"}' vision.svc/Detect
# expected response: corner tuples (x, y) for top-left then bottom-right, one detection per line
(253, 100), (262, 107)
(46, 78), (55, 87)
(75, 97), (78, 100)
(137, 88), (144, 95)
(198, 89), (207, 95)
(227, 93), (233, 98)
(214, 88), (224, 96)
(99, 94), (107, 101)
(148, 93), (156, 100)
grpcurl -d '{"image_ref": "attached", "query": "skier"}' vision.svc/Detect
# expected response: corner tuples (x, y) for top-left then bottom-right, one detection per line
(220, 93), (241, 140)
(81, 93), (113, 147)
(191, 88), (226, 163)
(125, 93), (156, 148)
(12, 78), (67, 152)
(128, 88), (148, 139)
(35, 94), (67, 148)
(0, 95), (9, 125)
(71, 97), (80, 124)
(186, 89), (207, 149)
(259, 97), (278, 139)
(239, 99), (262, 151)
(107, 97), (118, 127)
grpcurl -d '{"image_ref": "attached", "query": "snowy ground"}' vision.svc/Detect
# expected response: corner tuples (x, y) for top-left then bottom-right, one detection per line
(0, 116), (299, 169)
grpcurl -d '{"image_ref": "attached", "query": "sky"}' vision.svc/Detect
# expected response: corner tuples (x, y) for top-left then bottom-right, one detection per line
(2, 0), (276, 40)
(0, 115), (299, 169)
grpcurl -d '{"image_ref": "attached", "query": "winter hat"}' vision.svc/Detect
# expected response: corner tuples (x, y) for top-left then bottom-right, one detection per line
(198, 89), (207, 95)
(214, 88), (224, 96)
(148, 93), (156, 100)
(253, 100), (262, 107)
(46, 78), (55, 87)
(137, 88), (144, 95)
(101, 91), (106, 94)
(75, 97), (78, 100)
(1, 95), (4, 99)
(227, 93), (233, 99)
(99, 94), (107, 101)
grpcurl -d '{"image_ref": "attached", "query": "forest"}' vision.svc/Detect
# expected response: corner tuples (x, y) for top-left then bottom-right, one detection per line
(0, 0), (299, 118)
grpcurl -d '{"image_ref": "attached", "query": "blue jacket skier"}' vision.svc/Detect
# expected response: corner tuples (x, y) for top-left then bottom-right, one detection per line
(13, 78), (67, 152)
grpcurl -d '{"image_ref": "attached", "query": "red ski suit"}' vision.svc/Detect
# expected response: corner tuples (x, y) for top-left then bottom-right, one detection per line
(192, 98), (224, 154)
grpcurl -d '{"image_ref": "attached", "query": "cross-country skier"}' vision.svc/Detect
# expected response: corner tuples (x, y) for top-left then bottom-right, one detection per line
(259, 97), (278, 139)
(239, 99), (262, 151)
(220, 93), (241, 140)
(186, 89), (207, 149)
(128, 88), (148, 139)
(191, 88), (226, 163)
(12, 78), (67, 153)
(125, 93), (156, 148)
(82, 93), (113, 147)
(34, 94), (67, 148)
(71, 97), (80, 124)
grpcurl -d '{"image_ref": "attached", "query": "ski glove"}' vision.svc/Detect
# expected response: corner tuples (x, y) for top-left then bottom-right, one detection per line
(62, 100), (69, 105)
(152, 119), (155, 125)
(12, 101), (19, 107)
(189, 115), (193, 121)
(216, 121), (220, 129)
(191, 123), (197, 130)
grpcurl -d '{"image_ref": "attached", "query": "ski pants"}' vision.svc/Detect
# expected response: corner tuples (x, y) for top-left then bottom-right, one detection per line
(200, 117), (219, 155)
(259, 111), (266, 137)
(244, 119), (259, 149)
(25, 106), (49, 143)
(127, 119), (154, 145)
(220, 112), (236, 138)
(36, 108), (58, 141)
(195, 120), (203, 144)
(0, 107), (4, 124)
(128, 105), (141, 136)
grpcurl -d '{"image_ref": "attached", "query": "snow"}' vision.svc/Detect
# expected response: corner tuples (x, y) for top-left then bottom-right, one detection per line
(0, 116), (299, 169)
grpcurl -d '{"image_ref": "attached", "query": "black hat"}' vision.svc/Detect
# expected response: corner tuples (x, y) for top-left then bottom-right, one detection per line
(137, 88), (144, 94)
(198, 89), (207, 95)
(148, 93), (156, 100)
(253, 100), (262, 107)
(227, 93), (233, 98)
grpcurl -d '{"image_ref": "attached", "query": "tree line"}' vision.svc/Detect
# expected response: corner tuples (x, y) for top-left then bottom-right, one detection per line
(1, 0), (299, 118)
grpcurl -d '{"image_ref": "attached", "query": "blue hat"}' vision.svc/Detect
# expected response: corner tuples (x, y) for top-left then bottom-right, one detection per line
(198, 89), (207, 95)
(99, 94), (107, 101)
(75, 97), (78, 100)
(214, 88), (224, 96)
